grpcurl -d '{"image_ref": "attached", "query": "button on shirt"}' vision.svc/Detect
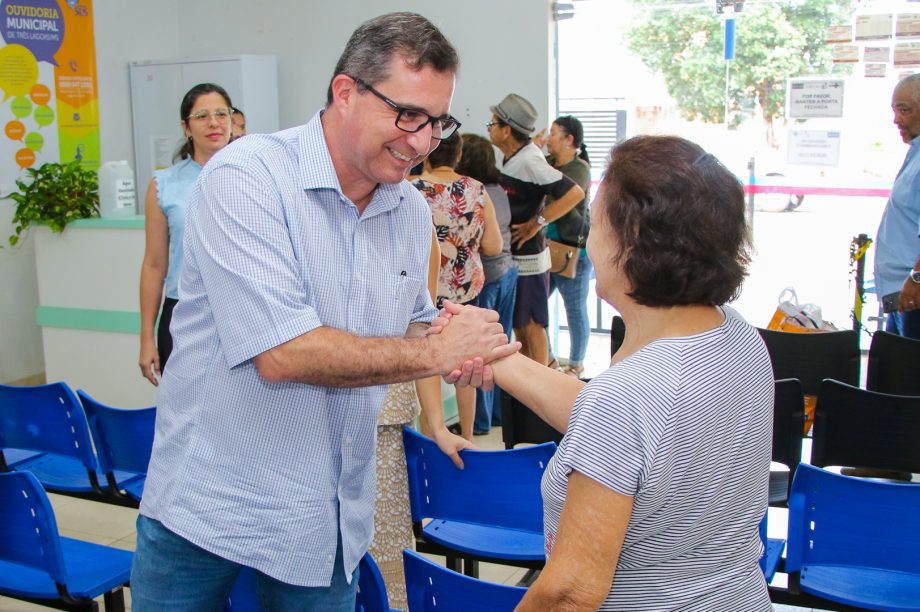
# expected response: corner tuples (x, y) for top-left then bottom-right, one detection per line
(876, 137), (920, 297)
(139, 112), (438, 587)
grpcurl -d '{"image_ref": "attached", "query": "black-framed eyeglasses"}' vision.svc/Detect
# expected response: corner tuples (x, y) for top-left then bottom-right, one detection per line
(351, 76), (461, 141)
(486, 121), (499, 130)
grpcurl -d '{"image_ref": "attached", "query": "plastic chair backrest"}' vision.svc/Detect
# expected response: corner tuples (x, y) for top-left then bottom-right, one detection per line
(403, 549), (526, 612)
(0, 471), (68, 584)
(78, 390), (156, 475)
(225, 554), (390, 612)
(772, 379), (804, 472)
(867, 330), (920, 396)
(812, 380), (920, 474)
(404, 427), (553, 532)
(786, 463), (920, 575)
(756, 328), (860, 396)
(356, 553), (390, 612)
(0, 382), (97, 471)
(500, 391), (563, 449)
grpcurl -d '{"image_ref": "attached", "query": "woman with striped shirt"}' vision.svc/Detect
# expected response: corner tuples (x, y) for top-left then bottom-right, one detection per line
(444, 135), (773, 610)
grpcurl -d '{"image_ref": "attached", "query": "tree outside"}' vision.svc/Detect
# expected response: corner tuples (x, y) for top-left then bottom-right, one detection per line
(624, 0), (854, 146)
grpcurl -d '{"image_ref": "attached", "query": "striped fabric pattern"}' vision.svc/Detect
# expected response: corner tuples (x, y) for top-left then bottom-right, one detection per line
(542, 307), (774, 610)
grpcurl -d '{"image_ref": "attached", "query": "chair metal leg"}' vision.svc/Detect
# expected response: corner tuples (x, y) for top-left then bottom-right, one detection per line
(463, 558), (480, 578)
(445, 555), (462, 574)
(103, 587), (126, 612)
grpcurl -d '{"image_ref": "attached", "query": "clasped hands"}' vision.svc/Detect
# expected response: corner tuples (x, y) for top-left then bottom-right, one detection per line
(428, 300), (520, 390)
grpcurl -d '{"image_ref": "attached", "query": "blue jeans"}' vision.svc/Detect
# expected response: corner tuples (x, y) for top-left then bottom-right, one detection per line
(131, 516), (358, 612)
(886, 308), (920, 339)
(550, 251), (594, 366)
(473, 265), (518, 433)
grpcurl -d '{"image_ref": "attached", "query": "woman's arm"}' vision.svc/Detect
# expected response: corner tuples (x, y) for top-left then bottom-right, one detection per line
(139, 178), (169, 386)
(478, 189), (503, 257)
(491, 353), (584, 433)
(417, 229), (473, 467)
(516, 471), (633, 611)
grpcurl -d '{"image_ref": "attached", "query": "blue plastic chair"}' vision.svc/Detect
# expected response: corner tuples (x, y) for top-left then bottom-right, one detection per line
(403, 549), (527, 611)
(759, 511), (784, 584)
(0, 471), (133, 610)
(785, 464), (920, 611)
(78, 390), (156, 505)
(403, 427), (554, 578)
(225, 553), (393, 611)
(0, 382), (108, 500)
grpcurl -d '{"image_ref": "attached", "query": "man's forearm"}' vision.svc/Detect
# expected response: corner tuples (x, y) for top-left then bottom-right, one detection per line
(254, 326), (445, 387)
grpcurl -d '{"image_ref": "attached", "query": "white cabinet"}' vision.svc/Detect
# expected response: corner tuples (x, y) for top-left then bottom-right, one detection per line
(128, 55), (279, 208)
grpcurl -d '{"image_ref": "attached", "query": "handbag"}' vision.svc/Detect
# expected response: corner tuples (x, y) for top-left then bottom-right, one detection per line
(547, 239), (579, 278)
(545, 205), (588, 280)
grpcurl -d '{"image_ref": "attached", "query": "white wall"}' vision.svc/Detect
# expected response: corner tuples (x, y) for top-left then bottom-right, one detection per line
(2, 0), (555, 385)
(174, 1), (555, 141)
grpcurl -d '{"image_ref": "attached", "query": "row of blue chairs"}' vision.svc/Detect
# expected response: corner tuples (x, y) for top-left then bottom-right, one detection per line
(0, 382), (154, 508)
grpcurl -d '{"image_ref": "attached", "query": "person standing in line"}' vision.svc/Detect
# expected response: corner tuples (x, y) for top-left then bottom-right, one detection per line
(487, 94), (584, 366)
(230, 107), (247, 139)
(456, 133), (517, 435)
(876, 74), (920, 339)
(131, 13), (517, 611)
(544, 115), (593, 377)
(413, 131), (503, 440)
(138, 83), (234, 385)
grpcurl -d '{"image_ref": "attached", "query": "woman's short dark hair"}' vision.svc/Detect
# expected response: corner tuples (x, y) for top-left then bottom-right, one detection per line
(425, 131), (462, 169)
(175, 83), (232, 162)
(599, 135), (751, 307)
(554, 115), (589, 164)
(457, 134), (500, 184)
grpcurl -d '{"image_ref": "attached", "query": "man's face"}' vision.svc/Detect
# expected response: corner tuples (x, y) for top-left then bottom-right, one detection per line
(892, 85), (920, 144)
(343, 57), (455, 186)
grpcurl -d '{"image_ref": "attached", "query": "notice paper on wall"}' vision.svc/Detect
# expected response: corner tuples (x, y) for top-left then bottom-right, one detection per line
(826, 25), (852, 43)
(864, 46), (891, 62)
(788, 79), (845, 119)
(787, 130), (841, 167)
(855, 14), (893, 40)
(896, 14), (920, 38)
(894, 42), (920, 66)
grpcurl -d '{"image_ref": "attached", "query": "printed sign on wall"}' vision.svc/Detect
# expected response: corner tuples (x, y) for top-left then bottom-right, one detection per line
(0, 0), (98, 193)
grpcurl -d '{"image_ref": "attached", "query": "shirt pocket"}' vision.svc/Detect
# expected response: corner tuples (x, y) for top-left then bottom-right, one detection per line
(392, 273), (423, 333)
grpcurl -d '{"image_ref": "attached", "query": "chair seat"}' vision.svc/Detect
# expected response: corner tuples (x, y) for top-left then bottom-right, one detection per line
(422, 520), (545, 561)
(0, 536), (132, 600)
(763, 538), (784, 583)
(800, 564), (920, 611)
(8, 452), (134, 494)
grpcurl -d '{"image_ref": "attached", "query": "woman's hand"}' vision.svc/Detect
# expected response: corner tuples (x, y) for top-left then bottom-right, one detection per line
(139, 340), (160, 386)
(430, 425), (474, 469)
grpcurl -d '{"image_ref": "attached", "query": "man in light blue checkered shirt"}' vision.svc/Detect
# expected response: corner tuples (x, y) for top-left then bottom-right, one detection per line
(131, 13), (518, 611)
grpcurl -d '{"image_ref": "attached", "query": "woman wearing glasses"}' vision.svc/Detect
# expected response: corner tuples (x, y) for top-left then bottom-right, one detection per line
(139, 83), (234, 385)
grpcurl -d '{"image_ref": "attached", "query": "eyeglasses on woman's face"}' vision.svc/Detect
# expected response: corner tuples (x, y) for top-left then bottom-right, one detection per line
(187, 108), (233, 122)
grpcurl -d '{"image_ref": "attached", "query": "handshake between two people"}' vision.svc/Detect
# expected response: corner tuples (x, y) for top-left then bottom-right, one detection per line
(427, 300), (520, 390)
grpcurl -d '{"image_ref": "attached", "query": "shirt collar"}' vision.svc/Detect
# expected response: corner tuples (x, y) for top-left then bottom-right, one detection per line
(298, 110), (405, 218)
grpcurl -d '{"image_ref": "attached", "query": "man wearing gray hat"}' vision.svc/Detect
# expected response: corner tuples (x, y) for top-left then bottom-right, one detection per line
(488, 93), (585, 366)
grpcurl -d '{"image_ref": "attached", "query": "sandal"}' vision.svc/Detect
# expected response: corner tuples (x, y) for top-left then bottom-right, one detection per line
(547, 358), (560, 370)
(559, 364), (584, 377)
